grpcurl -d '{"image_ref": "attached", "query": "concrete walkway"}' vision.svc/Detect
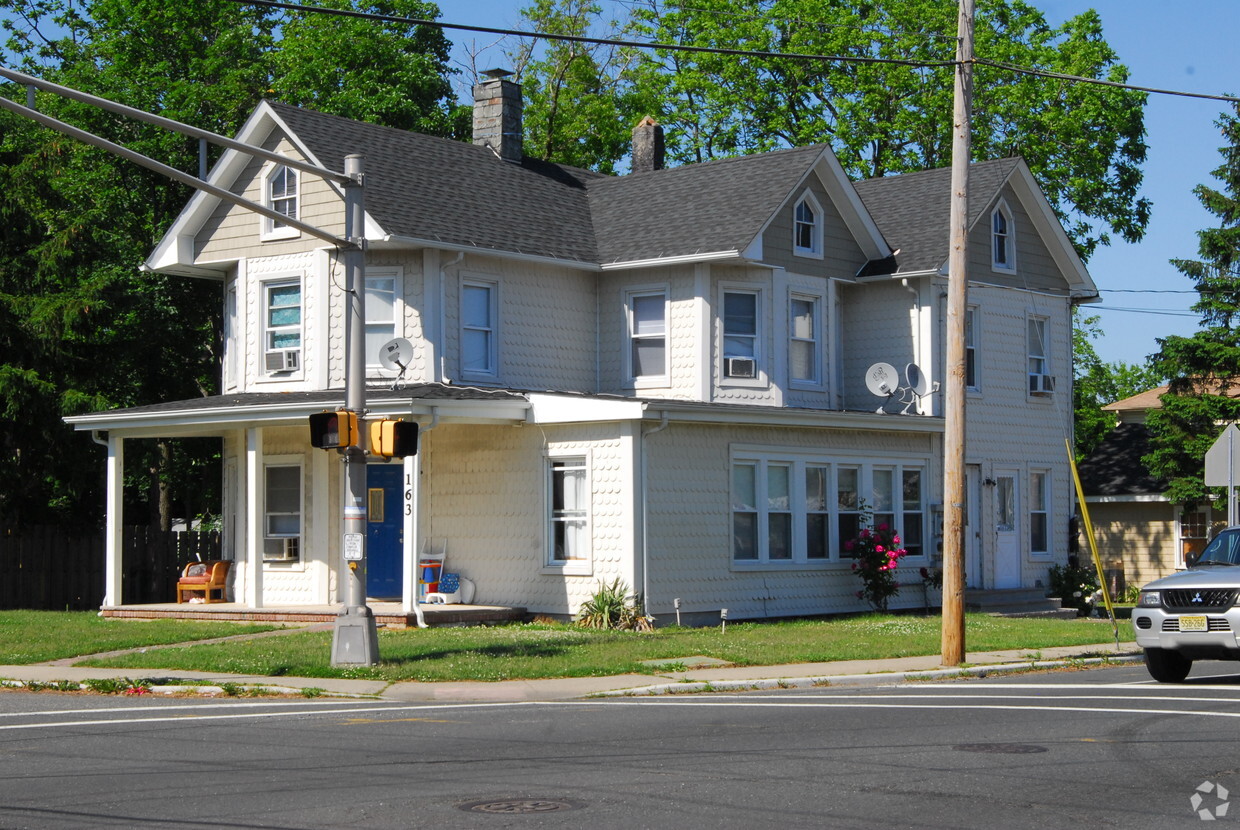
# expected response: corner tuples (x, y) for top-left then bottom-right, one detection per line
(0, 642), (1142, 701)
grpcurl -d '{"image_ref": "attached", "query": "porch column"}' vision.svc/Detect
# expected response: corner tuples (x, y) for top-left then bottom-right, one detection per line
(245, 426), (264, 608)
(103, 433), (124, 606)
(402, 450), (425, 625)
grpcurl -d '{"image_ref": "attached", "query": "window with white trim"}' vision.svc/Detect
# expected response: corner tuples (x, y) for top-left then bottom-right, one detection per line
(263, 279), (302, 374)
(365, 273), (398, 368)
(722, 290), (759, 380)
(1027, 316), (1053, 395)
(965, 306), (978, 390)
(549, 456), (590, 567)
(628, 290), (667, 381)
(731, 452), (927, 565)
(1030, 470), (1049, 556)
(461, 280), (497, 379)
(789, 294), (820, 384)
(991, 201), (1015, 272)
(263, 164), (299, 239)
(793, 192), (823, 257)
(263, 462), (302, 563)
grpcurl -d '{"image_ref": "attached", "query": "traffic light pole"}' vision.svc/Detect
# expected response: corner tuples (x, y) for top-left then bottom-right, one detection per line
(330, 153), (380, 666)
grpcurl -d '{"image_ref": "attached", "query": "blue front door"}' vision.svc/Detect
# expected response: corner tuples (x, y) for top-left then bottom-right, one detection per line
(366, 464), (403, 599)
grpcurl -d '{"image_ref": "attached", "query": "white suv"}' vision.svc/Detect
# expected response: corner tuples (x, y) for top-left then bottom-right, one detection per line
(1132, 526), (1240, 682)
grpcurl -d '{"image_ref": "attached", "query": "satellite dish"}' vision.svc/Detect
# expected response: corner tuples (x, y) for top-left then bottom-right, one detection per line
(865, 362), (898, 397)
(906, 363), (930, 397)
(379, 338), (414, 373)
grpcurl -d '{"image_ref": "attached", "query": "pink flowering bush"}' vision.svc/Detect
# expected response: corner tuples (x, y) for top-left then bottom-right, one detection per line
(845, 522), (909, 612)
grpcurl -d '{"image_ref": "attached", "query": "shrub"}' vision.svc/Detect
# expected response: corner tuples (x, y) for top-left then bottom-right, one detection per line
(1047, 563), (1100, 616)
(847, 521), (909, 612)
(575, 579), (652, 631)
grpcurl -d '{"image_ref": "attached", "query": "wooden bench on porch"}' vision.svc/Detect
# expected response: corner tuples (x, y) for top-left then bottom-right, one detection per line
(176, 560), (231, 604)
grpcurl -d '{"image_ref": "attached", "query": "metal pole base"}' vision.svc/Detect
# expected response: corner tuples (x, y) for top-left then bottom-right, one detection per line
(330, 605), (380, 666)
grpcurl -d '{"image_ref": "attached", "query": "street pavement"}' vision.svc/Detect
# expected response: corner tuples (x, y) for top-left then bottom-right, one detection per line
(0, 641), (1141, 701)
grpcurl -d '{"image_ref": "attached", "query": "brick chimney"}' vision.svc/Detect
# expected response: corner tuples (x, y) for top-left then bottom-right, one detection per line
(631, 115), (665, 174)
(473, 69), (523, 164)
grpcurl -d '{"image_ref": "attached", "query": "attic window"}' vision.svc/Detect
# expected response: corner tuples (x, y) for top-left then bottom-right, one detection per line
(793, 192), (823, 258)
(263, 164), (300, 240)
(991, 200), (1015, 273)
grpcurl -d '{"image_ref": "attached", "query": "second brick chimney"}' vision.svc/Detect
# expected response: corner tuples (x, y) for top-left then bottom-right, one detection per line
(631, 115), (665, 174)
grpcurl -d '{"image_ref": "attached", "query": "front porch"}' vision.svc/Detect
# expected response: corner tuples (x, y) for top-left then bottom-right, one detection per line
(101, 601), (528, 629)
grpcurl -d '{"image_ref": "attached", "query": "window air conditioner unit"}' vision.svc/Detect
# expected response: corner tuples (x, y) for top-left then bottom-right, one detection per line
(726, 357), (757, 379)
(265, 349), (300, 373)
(265, 537), (298, 561)
(1028, 373), (1055, 395)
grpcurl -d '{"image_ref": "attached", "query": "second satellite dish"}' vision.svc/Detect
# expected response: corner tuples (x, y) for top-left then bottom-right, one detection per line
(905, 363), (930, 397)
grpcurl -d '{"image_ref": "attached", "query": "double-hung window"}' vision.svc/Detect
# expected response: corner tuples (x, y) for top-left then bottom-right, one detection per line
(991, 201), (1015, 273)
(723, 290), (759, 380)
(263, 462), (302, 563)
(793, 192), (823, 257)
(365, 273), (398, 369)
(549, 456), (590, 569)
(263, 164), (299, 239)
(1030, 470), (1049, 556)
(1027, 317), (1053, 395)
(461, 280), (497, 379)
(965, 307), (978, 390)
(263, 279), (302, 374)
(628, 291), (667, 382)
(732, 453), (926, 566)
(789, 294), (820, 384)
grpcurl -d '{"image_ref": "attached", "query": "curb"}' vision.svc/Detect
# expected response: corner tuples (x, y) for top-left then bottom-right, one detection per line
(593, 654), (1146, 697)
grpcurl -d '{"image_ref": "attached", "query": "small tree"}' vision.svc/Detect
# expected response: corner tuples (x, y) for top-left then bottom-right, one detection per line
(846, 516), (909, 612)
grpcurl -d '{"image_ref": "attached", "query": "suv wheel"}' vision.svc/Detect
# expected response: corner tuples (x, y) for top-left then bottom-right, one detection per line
(1144, 648), (1192, 683)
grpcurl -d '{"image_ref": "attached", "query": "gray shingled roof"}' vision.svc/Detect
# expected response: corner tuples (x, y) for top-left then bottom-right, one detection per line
(852, 158), (1022, 273)
(270, 102), (605, 263)
(268, 103), (826, 267)
(588, 145), (827, 264)
(1077, 422), (1166, 497)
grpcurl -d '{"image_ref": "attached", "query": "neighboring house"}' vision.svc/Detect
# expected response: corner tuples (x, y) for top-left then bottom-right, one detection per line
(66, 73), (1096, 622)
(1078, 386), (1226, 587)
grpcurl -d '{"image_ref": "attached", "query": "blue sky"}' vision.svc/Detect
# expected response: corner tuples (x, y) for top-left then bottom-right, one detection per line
(437, 0), (1237, 369)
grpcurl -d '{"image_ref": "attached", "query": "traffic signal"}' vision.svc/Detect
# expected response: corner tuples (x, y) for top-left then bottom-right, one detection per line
(368, 418), (418, 458)
(308, 410), (359, 449)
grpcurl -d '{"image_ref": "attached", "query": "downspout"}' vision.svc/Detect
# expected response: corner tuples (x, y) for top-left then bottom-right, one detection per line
(440, 252), (464, 383)
(91, 430), (108, 447)
(902, 278), (922, 412)
(640, 411), (669, 617)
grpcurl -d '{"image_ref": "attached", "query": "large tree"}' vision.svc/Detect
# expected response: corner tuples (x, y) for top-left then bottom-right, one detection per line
(515, 0), (1149, 258)
(0, 0), (460, 528)
(1145, 103), (1240, 507)
(1073, 311), (1164, 461)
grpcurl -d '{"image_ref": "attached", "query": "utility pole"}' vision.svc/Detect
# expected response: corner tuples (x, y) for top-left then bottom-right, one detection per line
(941, 0), (974, 667)
(331, 153), (380, 666)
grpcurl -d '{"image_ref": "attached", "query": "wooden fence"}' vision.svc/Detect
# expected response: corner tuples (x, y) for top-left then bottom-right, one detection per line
(0, 526), (221, 610)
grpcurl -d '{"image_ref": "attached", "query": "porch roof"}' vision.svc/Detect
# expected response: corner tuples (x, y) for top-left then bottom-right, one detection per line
(66, 384), (946, 437)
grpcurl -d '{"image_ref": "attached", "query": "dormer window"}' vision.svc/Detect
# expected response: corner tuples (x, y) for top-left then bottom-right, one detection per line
(991, 200), (1015, 273)
(793, 192), (823, 258)
(263, 163), (299, 240)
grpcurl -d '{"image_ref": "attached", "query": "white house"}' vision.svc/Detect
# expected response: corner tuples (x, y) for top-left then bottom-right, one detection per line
(67, 73), (1097, 623)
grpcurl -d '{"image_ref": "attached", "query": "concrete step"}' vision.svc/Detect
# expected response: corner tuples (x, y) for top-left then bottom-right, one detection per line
(965, 589), (1078, 619)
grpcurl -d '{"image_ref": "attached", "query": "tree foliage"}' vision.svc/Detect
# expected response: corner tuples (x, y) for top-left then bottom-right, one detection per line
(1072, 311), (1164, 461)
(516, 0), (1149, 258)
(1146, 103), (1240, 507)
(0, 0), (460, 528)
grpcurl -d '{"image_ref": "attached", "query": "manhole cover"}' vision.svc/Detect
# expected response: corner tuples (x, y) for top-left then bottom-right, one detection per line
(461, 798), (581, 814)
(954, 743), (1048, 754)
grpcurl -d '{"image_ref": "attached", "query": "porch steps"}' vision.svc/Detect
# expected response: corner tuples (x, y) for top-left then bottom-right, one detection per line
(101, 602), (528, 629)
(964, 588), (1078, 619)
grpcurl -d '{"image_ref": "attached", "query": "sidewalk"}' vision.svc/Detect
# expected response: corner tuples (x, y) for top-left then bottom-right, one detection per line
(0, 642), (1141, 701)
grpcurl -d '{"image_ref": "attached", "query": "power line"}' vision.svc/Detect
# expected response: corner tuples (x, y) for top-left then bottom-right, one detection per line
(235, 0), (1240, 103)
(1091, 305), (1198, 318)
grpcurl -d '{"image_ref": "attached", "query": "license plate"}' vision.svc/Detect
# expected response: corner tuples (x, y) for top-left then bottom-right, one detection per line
(1179, 615), (1208, 632)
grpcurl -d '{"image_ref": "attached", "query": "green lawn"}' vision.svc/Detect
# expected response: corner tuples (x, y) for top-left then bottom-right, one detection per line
(0, 610), (279, 664)
(59, 613), (1134, 683)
